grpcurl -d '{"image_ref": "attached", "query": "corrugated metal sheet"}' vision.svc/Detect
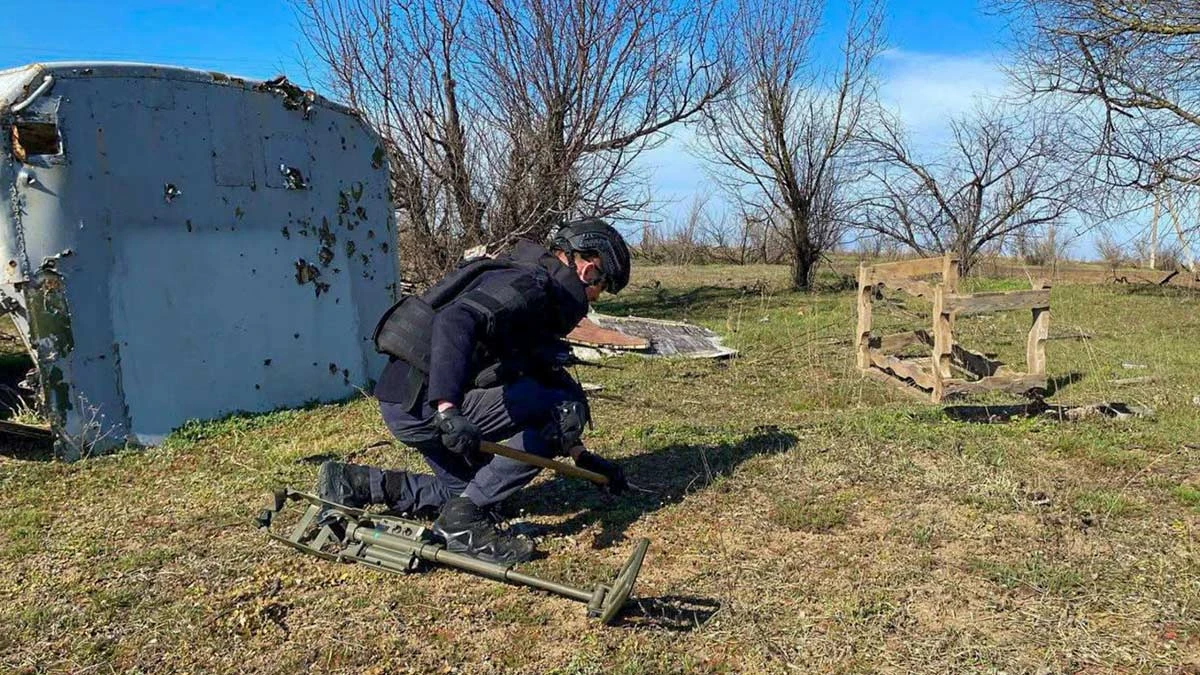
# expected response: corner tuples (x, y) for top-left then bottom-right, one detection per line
(0, 63), (397, 458)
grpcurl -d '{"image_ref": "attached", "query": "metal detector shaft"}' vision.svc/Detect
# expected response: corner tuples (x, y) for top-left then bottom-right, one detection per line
(479, 440), (608, 486)
(257, 490), (649, 624)
(350, 524), (593, 601)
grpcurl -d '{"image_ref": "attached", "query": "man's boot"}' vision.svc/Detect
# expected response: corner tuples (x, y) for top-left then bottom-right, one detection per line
(315, 461), (376, 509)
(432, 496), (536, 565)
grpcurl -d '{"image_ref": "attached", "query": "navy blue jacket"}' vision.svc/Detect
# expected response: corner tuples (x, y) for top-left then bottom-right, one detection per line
(374, 240), (589, 413)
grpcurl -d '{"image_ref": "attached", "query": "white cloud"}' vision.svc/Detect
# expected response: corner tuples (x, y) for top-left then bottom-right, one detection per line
(633, 50), (1020, 233)
(877, 49), (1013, 144)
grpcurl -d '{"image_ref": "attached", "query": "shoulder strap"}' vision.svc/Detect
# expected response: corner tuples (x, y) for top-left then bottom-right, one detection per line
(420, 257), (537, 309)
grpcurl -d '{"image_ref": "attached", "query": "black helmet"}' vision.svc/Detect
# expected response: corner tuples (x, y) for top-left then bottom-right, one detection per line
(550, 217), (632, 294)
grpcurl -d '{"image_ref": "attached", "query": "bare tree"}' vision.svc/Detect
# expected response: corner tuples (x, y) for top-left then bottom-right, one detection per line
(694, 0), (883, 290)
(296, 0), (733, 284)
(1004, 0), (1200, 189)
(1094, 228), (1132, 274)
(856, 104), (1083, 276)
(703, 209), (755, 265)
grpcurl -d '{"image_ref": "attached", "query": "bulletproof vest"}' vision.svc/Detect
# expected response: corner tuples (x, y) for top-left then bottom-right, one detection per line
(372, 241), (585, 408)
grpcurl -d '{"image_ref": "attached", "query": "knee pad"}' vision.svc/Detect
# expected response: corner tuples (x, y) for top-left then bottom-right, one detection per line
(544, 400), (588, 453)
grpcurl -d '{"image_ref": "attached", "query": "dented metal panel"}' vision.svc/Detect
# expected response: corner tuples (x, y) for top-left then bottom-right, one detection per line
(0, 62), (396, 458)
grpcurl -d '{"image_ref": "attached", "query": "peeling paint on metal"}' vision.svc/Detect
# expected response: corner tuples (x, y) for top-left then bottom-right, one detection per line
(254, 75), (316, 119)
(0, 62), (396, 457)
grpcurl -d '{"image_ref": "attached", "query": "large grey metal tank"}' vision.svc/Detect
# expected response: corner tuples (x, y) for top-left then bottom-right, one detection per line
(0, 63), (396, 458)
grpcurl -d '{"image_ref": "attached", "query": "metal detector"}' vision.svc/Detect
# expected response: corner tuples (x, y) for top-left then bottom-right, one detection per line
(256, 489), (649, 625)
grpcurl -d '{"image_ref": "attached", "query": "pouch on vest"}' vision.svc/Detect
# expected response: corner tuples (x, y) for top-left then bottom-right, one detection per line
(372, 295), (435, 372)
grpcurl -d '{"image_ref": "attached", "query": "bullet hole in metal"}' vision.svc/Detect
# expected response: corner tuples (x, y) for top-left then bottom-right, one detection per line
(294, 258), (319, 285)
(280, 164), (308, 190)
(281, 226), (290, 239)
(328, 363), (337, 375)
(10, 121), (62, 161)
(264, 359), (272, 366)
(164, 183), (182, 203)
(318, 218), (335, 247)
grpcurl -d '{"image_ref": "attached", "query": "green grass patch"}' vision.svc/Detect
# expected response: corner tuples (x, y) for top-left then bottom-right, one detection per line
(1171, 484), (1200, 512)
(970, 555), (1085, 595)
(1073, 490), (1137, 517)
(771, 491), (853, 533)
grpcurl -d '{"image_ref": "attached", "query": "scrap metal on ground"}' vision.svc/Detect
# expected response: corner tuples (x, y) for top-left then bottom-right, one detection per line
(566, 313), (737, 361)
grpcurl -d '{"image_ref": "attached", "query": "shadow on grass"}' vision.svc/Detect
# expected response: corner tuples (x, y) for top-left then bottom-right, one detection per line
(1111, 280), (1198, 298)
(612, 595), (722, 632)
(943, 394), (1146, 424)
(512, 428), (798, 548)
(1045, 371), (1084, 396)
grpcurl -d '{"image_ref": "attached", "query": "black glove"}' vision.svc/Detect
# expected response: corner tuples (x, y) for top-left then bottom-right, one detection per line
(575, 450), (627, 495)
(435, 407), (481, 457)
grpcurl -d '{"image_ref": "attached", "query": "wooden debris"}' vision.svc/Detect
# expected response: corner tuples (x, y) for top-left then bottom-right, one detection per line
(1108, 376), (1156, 386)
(855, 254), (1051, 402)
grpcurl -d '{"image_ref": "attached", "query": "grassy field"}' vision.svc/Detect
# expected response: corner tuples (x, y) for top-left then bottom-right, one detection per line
(1, 265), (1198, 673)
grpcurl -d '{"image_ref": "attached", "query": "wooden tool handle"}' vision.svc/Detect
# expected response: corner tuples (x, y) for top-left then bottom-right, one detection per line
(479, 440), (609, 485)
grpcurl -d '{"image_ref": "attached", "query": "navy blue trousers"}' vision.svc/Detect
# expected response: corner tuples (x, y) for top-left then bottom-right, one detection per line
(376, 376), (584, 511)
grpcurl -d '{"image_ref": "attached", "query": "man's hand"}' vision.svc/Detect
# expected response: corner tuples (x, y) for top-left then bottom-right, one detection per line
(575, 450), (627, 495)
(435, 406), (481, 458)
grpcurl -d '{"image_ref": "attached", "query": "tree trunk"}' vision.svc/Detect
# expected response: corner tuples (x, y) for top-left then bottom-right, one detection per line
(790, 243), (817, 291)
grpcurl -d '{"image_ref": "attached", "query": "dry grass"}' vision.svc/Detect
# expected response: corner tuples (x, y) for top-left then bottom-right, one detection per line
(1, 266), (1199, 673)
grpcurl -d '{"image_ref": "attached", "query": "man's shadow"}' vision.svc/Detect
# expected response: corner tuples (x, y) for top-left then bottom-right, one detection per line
(510, 427), (798, 549)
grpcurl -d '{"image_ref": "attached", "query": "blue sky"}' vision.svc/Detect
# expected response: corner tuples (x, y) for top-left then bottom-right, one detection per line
(0, 1), (1009, 81)
(9, 1), (1127, 257)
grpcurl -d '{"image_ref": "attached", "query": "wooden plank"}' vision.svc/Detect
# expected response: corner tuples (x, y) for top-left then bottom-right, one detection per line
(865, 256), (947, 281)
(950, 343), (1004, 377)
(0, 420), (52, 441)
(1108, 376), (1156, 386)
(931, 287), (953, 401)
(944, 289), (1051, 316)
(1026, 305), (1050, 376)
(870, 330), (932, 352)
(860, 367), (932, 401)
(879, 278), (936, 299)
(869, 350), (936, 389)
(855, 263), (873, 370)
(941, 254), (960, 293)
(941, 374), (1047, 398)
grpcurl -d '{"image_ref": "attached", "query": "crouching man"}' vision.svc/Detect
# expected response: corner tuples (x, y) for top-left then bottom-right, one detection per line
(316, 219), (631, 565)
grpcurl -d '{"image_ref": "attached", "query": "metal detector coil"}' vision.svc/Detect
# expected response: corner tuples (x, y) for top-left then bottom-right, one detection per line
(256, 489), (649, 625)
